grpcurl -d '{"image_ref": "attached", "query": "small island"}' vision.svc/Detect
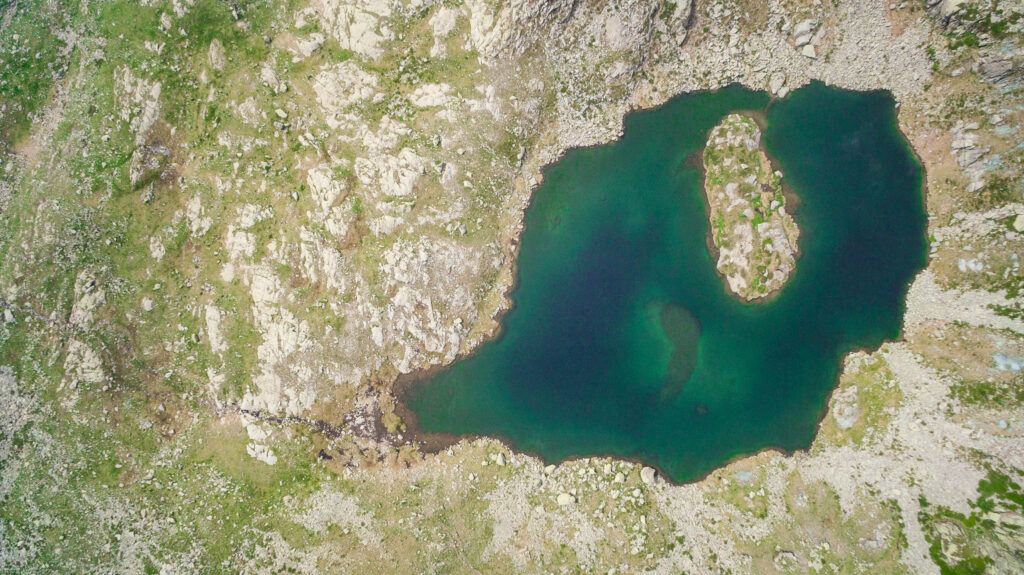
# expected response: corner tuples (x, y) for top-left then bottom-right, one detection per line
(702, 114), (800, 301)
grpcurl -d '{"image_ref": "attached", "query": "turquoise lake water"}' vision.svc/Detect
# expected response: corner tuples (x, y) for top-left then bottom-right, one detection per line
(403, 83), (928, 483)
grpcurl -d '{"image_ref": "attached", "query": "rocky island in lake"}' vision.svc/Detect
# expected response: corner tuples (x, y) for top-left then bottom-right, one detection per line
(703, 114), (799, 300)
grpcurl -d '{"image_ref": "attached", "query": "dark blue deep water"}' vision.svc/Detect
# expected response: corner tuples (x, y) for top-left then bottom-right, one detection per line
(403, 83), (928, 483)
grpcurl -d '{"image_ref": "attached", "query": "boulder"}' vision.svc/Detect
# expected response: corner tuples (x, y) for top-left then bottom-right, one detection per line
(974, 55), (1016, 86)
(208, 38), (226, 71)
(641, 466), (656, 485)
(928, 0), (969, 27)
(792, 19), (816, 47)
(294, 33), (325, 58)
(556, 493), (575, 506)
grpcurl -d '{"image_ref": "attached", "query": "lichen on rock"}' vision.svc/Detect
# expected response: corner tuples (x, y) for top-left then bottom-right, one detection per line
(702, 114), (799, 301)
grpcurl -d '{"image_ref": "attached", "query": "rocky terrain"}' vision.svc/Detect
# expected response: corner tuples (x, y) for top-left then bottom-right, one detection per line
(1, 0), (1023, 573)
(703, 113), (799, 301)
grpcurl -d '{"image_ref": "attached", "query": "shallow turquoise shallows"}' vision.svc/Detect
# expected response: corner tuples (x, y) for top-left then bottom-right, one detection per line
(403, 83), (928, 483)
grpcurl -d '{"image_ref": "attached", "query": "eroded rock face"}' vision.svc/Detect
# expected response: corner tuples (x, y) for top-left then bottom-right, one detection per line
(702, 114), (799, 301)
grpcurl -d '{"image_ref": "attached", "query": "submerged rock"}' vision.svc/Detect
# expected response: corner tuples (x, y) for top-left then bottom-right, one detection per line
(702, 114), (800, 301)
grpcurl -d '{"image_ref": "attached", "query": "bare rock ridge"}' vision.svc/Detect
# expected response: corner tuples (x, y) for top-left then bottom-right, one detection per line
(702, 114), (799, 301)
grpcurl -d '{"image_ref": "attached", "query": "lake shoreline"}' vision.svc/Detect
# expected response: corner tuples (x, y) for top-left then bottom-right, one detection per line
(392, 83), (928, 485)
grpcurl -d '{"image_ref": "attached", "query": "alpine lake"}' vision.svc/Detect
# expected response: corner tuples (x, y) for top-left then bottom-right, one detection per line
(402, 82), (929, 483)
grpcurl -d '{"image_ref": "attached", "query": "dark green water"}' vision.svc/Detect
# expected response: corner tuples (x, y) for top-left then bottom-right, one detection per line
(404, 83), (928, 483)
